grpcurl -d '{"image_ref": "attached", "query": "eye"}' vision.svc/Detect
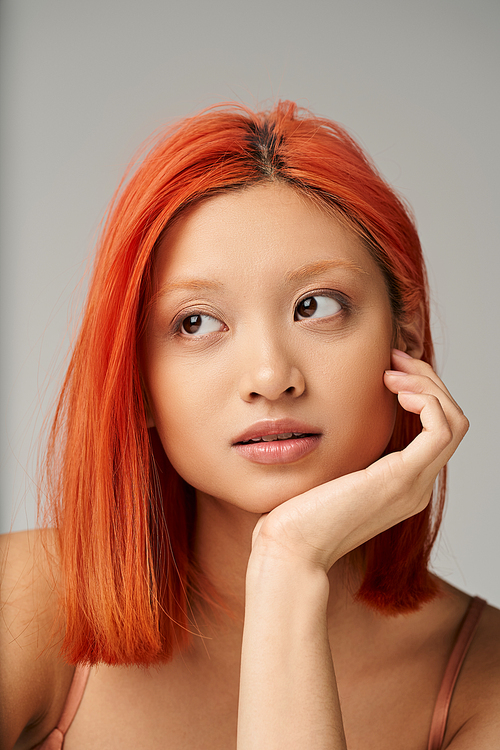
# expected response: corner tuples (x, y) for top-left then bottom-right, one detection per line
(294, 294), (342, 320)
(179, 313), (224, 336)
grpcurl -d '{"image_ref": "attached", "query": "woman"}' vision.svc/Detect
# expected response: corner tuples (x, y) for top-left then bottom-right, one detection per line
(1, 102), (499, 749)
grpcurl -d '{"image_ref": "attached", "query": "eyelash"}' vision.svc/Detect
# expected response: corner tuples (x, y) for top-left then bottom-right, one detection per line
(172, 290), (351, 337)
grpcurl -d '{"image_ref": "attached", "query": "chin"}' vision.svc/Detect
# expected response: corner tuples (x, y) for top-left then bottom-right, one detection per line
(205, 472), (336, 516)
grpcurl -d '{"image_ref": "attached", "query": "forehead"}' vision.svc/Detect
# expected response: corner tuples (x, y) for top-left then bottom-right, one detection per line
(153, 182), (386, 291)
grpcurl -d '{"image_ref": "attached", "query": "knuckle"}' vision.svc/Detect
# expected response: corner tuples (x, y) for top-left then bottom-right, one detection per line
(436, 421), (453, 447)
(411, 375), (428, 393)
(258, 512), (285, 543)
(417, 359), (435, 376)
(426, 393), (445, 413)
(406, 373), (432, 393)
(456, 412), (470, 438)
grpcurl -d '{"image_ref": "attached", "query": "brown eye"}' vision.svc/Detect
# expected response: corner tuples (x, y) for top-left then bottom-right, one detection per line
(295, 295), (342, 320)
(182, 315), (202, 334)
(180, 314), (223, 336)
(296, 297), (318, 318)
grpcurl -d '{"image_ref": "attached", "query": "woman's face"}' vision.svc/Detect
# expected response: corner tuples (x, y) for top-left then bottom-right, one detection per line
(141, 183), (397, 514)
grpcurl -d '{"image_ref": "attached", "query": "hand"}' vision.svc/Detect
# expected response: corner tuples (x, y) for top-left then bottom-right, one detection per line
(250, 350), (469, 573)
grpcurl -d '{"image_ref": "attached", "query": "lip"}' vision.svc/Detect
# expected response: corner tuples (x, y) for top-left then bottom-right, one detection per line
(232, 419), (322, 465)
(232, 419), (321, 445)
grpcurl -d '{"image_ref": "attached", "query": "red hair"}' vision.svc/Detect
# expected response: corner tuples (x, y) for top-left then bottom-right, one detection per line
(41, 102), (445, 665)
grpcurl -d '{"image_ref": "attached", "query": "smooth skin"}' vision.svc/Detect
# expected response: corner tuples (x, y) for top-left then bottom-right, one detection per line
(2, 183), (500, 749)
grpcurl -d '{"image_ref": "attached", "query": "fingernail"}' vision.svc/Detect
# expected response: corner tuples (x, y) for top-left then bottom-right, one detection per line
(385, 370), (401, 376)
(392, 348), (412, 358)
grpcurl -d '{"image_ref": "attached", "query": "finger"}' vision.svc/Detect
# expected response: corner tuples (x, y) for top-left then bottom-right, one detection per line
(385, 367), (469, 436)
(396, 390), (466, 475)
(384, 370), (467, 435)
(386, 350), (467, 429)
(391, 350), (459, 407)
(384, 370), (451, 400)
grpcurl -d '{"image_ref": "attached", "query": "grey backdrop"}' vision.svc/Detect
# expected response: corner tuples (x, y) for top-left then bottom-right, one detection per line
(1, 0), (498, 605)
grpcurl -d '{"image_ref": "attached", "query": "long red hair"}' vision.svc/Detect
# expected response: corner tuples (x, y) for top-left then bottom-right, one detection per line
(41, 102), (445, 665)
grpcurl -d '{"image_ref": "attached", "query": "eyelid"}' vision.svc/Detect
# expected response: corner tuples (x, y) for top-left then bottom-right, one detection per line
(296, 288), (351, 304)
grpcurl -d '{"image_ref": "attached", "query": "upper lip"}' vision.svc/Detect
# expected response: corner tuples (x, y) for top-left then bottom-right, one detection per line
(232, 419), (321, 445)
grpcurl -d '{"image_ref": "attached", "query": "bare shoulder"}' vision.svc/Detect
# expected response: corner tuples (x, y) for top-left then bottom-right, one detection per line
(444, 590), (500, 748)
(455, 597), (500, 697)
(0, 530), (74, 750)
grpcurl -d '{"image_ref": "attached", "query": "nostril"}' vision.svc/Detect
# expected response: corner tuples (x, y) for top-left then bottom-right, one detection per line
(239, 365), (306, 402)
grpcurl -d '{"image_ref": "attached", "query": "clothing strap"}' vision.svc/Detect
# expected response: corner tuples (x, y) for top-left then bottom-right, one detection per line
(427, 596), (486, 750)
(38, 664), (91, 749)
(39, 599), (486, 750)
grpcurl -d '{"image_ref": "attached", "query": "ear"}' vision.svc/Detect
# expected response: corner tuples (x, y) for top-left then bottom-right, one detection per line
(395, 302), (425, 359)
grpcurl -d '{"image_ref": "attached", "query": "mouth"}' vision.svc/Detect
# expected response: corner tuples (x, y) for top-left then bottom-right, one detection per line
(232, 419), (321, 446)
(232, 421), (322, 465)
(237, 432), (316, 445)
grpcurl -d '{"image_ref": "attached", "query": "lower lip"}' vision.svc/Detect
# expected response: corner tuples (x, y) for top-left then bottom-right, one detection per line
(233, 435), (321, 465)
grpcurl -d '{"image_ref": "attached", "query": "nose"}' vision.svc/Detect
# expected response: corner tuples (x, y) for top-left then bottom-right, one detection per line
(237, 336), (306, 403)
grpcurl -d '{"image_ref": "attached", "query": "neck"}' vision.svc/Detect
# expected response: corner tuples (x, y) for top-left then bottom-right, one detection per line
(191, 489), (359, 629)
(192, 490), (256, 623)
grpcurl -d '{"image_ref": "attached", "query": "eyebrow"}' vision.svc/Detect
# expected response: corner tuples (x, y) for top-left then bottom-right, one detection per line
(285, 259), (368, 282)
(157, 278), (224, 298)
(156, 259), (367, 299)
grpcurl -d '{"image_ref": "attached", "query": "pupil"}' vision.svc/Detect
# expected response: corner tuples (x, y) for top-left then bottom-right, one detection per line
(299, 297), (317, 317)
(183, 315), (201, 333)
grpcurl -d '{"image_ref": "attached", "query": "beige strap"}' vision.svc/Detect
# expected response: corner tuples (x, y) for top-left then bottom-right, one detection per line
(38, 664), (91, 748)
(427, 596), (486, 750)
(57, 663), (91, 734)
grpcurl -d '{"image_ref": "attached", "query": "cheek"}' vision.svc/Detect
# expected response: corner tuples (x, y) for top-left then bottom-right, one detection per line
(322, 333), (396, 470)
(348, 371), (397, 460)
(145, 360), (225, 479)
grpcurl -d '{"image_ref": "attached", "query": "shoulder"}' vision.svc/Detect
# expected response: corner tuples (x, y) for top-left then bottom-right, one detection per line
(0, 530), (74, 750)
(443, 593), (500, 748)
